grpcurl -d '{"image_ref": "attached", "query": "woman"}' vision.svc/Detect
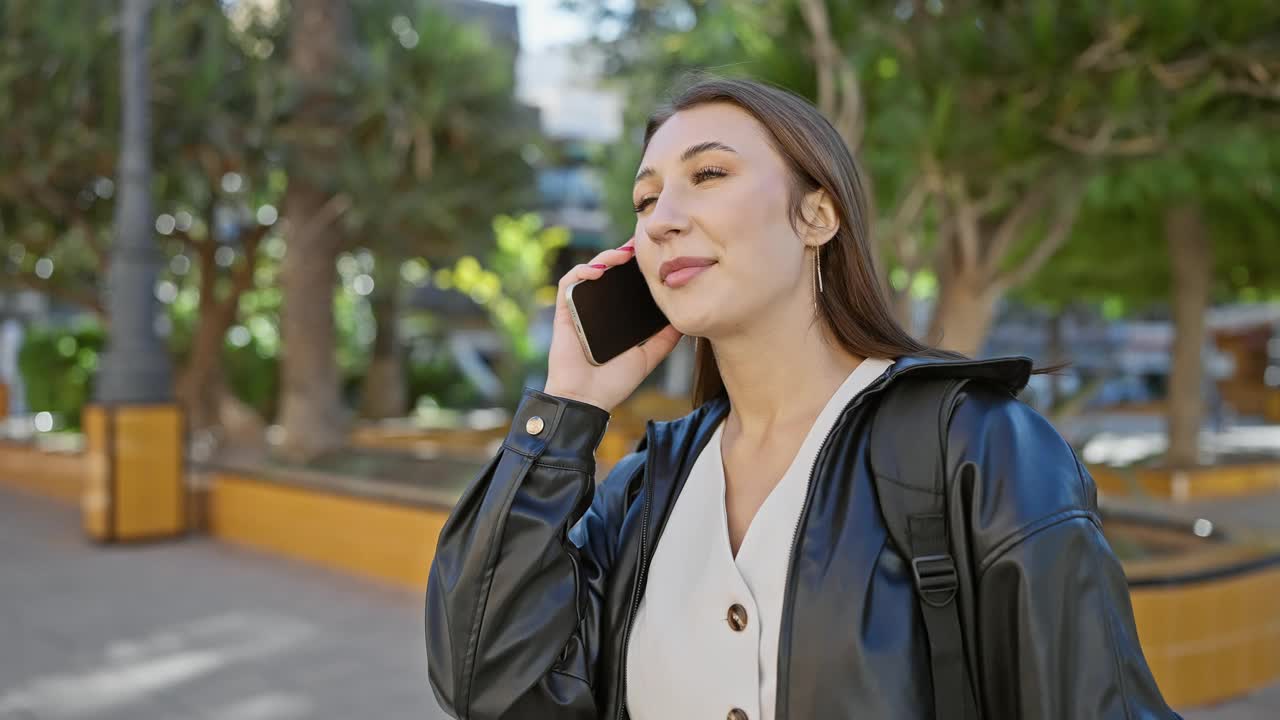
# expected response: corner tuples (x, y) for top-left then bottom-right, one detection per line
(426, 77), (1177, 719)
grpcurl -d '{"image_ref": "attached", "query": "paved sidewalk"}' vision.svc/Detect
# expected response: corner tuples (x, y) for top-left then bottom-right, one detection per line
(0, 488), (449, 720)
(0, 486), (1275, 719)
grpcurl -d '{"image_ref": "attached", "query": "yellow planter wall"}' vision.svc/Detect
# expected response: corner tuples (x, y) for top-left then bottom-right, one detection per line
(1130, 564), (1280, 708)
(208, 472), (449, 591)
(0, 442), (85, 503)
(1091, 462), (1280, 501)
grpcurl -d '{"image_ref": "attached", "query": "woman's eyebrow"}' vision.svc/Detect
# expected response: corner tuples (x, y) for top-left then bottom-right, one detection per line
(634, 141), (739, 184)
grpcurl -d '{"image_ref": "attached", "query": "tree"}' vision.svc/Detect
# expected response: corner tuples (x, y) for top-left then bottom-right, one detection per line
(155, 1), (286, 434)
(0, 1), (117, 313)
(577, 0), (1093, 353)
(2, 1), (547, 448)
(443, 214), (569, 405)
(0, 1), (286, 433)
(580, 0), (1279, 370)
(1011, 1), (1280, 466)
(342, 2), (538, 419)
(274, 0), (354, 461)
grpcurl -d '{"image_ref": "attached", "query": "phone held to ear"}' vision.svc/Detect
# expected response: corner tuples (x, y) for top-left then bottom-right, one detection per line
(566, 258), (670, 366)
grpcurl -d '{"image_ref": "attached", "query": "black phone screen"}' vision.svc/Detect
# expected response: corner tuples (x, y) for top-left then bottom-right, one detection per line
(566, 259), (670, 365)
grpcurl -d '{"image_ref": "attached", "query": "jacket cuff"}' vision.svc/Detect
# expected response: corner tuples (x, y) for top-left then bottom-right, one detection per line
(502, 388), (611, 463)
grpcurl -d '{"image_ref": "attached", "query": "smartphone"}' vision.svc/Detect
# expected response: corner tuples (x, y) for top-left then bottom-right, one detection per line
(566, 258), (670, 366)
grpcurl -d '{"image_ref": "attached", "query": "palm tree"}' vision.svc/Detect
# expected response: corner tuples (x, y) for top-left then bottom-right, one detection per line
(276, 0), (352, 460)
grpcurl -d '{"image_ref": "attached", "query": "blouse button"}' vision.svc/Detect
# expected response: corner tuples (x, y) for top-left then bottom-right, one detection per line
(727, 709), (749, 720)
(727, 603), (748, 632)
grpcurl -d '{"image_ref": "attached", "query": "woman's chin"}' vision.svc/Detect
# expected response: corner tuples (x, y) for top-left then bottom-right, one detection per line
(666, 313), (720, 340)
(660, 293), (733, 339)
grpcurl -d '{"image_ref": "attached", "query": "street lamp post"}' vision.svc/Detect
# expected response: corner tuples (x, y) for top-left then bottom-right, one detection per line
(82, 0), (185, 543)
(96, 0), (172, 403)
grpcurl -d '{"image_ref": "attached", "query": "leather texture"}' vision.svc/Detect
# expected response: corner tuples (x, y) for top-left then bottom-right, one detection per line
(425, 356), (1180, 719)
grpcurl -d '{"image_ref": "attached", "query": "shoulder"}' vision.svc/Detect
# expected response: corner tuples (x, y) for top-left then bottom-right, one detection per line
(943, 380), (1100, 558)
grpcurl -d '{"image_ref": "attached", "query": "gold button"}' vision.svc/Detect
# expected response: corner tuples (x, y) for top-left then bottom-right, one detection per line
(727, 603), (748, 632)
(525, 416), (545, 435)
(727, 709), (748, 720)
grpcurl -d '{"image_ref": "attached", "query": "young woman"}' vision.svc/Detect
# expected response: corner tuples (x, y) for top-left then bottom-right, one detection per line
(426, 77), (1177, 719)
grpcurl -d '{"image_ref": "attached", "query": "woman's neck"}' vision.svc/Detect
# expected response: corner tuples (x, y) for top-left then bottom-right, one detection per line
(711, 298), (864, 441)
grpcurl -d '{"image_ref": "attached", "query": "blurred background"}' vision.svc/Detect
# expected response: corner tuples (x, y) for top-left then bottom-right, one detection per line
(0, 0), (1278, 718)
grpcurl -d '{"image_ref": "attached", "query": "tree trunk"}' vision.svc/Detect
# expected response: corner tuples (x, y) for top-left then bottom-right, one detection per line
(926, 268), (999, 356)
(177, 245), (231, 432)
(1165, 204), (1211, 469)
(177, 362), (222, 433)
(924, 176), (1084, 359)
(276, 0), (351, 461)
(277, 191), (347, 460)
(1046, 308), (1066, 412)
(359, 279), (406, 419)
(890, 287), (914, 337)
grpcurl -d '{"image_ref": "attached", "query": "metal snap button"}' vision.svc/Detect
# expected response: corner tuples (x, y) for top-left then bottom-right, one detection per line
(727, 603), (748, 632)
(525, 416), (545, 435)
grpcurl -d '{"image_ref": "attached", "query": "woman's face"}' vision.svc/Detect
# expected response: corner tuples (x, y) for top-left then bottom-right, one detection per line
(632, 102), (823, 339)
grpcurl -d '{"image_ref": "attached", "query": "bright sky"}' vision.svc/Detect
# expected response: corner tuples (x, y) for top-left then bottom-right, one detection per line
(503, 0), (594, 52)
(501, 0), (625, 141)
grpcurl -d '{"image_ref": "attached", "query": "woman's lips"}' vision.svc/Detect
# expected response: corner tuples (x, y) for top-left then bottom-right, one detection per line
(663, 263), (713, 288)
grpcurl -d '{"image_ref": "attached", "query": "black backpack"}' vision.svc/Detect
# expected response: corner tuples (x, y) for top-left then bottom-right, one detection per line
(869, 377), (981, 720)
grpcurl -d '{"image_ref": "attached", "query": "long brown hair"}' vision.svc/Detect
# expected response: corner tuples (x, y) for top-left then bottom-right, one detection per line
(642, 75), (962, 407)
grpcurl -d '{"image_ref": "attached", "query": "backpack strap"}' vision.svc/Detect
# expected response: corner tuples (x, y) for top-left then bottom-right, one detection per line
(869, 377), (979, 720)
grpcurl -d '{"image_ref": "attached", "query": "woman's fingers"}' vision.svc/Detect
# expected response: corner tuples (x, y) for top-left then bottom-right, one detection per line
(554, 243), (639, 307)
(586, 244), (637, 269)
(635, 325), (684, 374)
(555, 262), (607, 308)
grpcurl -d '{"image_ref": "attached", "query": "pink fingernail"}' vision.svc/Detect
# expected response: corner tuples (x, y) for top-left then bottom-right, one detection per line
(618, 245), (635, 253)
(590, 263), (608, 269)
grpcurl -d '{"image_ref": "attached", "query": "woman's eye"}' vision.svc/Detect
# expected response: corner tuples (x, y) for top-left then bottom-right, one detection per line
(692, 166), (728, 184)
(633, 167), (727, 213)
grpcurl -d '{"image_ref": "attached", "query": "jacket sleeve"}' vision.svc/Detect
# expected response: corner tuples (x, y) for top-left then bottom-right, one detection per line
(949, 385), (1179, 719)
(976, 513), (1180, 718)
(425, 388), (640, 719)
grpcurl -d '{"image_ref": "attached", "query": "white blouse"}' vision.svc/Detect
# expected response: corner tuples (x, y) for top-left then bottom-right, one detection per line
(624, 357), (894, 720)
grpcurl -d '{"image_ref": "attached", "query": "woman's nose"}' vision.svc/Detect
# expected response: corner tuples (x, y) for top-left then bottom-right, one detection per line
(643, 192), (691, 243)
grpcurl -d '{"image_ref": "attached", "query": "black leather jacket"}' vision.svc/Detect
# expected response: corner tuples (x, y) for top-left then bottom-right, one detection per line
(426, 356), (1178, 719)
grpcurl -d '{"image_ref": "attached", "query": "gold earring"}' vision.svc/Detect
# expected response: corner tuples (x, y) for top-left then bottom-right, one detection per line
(815, 245), (824, 294)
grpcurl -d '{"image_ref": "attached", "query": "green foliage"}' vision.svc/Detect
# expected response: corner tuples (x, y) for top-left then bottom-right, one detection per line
(224, 332), (281, 421)
(2, 0), (547, 424)
(340, 1), (538, 264)
(582, 0), (1280, 325)
(407, 349), (483, 410)
(16, 320), (105, 429)
(438, 213), (569, 403)
(6, 0), (1277, 425)
(1010, 0), (1280, 311)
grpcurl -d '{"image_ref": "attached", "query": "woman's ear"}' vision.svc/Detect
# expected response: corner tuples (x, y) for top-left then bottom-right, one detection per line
(801, 189), (840, 246)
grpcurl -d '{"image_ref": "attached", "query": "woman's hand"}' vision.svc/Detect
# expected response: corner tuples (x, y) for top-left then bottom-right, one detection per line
(543, 240), (684, 414)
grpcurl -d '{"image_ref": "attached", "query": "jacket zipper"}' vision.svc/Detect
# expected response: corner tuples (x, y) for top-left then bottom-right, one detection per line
(773, 357), (1017, 719)
(614, 422), (655, 720)
(774, 371), (893, 720)
(615, 363), (917, 720)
